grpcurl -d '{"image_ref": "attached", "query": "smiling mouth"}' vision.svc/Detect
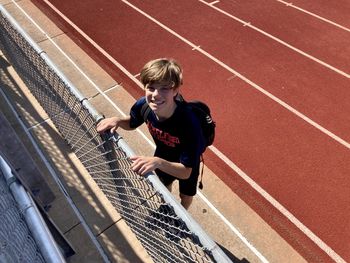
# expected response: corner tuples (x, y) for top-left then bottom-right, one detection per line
(150, 100), (164, 107)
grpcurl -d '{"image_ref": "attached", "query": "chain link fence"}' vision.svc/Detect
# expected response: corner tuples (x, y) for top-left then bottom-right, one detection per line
(0, 154), (65, 263)
(0, 167), (45, 263)
(0, 5), (232, 263)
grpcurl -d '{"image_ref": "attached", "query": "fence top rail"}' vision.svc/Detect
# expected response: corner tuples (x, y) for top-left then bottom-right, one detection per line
(0, 4), (103, 122)
(0, 154), (65, 263)
(114, 136), (232, 262)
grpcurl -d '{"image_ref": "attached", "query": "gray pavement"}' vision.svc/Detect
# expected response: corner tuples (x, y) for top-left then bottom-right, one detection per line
(0, 0), (307, 262)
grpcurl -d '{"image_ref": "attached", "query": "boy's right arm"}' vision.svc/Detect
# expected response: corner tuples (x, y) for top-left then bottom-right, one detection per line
(96, 116), (133, 134)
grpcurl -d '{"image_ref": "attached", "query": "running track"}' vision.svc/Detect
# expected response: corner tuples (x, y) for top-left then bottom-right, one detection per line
(31, 0), (350, 262)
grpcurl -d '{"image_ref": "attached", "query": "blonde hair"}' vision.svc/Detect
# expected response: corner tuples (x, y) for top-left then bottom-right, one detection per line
(140, 58), (183, 88)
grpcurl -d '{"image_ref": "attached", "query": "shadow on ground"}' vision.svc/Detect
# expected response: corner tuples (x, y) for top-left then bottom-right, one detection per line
(216, 242), (250, 263)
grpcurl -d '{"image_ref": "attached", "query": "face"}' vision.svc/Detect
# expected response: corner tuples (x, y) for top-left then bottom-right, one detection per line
(145, 82), (179, 118)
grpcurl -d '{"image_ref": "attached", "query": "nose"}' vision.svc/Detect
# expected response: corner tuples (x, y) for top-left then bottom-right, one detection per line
(152, 88), (160, 98)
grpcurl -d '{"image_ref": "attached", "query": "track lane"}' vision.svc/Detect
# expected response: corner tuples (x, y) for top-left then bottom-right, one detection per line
(211, 0), (350, 72)
(281, 0), (350, 28)
(30, 0), (350, 261)
(127, 0), (350, 144)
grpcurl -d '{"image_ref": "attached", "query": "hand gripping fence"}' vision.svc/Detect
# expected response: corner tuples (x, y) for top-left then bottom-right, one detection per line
(0, 5), (232, 263)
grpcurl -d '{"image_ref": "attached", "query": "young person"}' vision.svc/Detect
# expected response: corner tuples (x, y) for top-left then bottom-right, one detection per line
(96, 58), (204, 209)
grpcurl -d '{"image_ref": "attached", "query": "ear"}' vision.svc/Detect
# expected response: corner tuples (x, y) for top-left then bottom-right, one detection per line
(174, 92), (183, 102)
(173, 87), (180, 98)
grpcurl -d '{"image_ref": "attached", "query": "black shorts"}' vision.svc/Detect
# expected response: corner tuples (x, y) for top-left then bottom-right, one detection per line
(157, 171), (199, 196)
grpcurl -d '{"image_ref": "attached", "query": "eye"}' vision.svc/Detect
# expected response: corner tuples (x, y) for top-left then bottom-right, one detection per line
(159, 87), (171, 93)
(146, 86), (155, 92)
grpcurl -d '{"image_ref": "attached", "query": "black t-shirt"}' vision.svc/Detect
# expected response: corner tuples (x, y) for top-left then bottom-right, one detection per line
(129, 97), (205, 179)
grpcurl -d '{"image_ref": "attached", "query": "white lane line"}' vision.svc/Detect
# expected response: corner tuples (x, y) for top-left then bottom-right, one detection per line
(39, 0), (144, 89)
(198, 0), (350, 78)
(276, 0), (350, 33)
(9, 0), (266, 260)
(10, 0), (154, 148)
(197, 191), (269, 263)
(97, 1), (349, 261)
(16, 1), (347, 261)
(209, 1), (220, 5)
(106, 1), (349, 261)
(209, 145), (346, 263)
(120, 0), (350, 152)
(102, 84), (120, 94)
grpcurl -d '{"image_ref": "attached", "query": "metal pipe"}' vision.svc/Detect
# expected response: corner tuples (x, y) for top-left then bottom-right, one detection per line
(114, 135), (233, 263)
(0, 155), (66, 263)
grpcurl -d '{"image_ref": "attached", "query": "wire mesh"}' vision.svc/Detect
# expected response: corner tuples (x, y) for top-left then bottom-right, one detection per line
(0, 6), (231, 263)
(0, 170), (45, 263)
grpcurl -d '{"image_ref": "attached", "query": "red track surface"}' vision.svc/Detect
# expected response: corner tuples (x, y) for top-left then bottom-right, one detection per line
(32, 0), (350, 262)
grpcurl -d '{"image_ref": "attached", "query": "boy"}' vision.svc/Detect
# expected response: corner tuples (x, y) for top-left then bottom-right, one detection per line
(96, 58), (204, 209)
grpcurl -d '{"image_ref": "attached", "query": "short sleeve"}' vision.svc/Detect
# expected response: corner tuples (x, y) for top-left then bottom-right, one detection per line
(129, 97), (147, 129)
